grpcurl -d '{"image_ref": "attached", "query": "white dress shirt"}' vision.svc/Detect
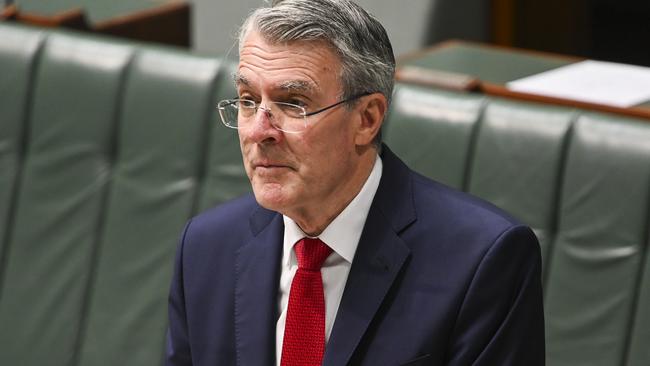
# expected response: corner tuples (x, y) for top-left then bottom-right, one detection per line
(275, 156), (383, 365)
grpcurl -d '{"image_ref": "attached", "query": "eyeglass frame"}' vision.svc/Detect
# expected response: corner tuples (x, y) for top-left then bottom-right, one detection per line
(217, 92), (373, 133)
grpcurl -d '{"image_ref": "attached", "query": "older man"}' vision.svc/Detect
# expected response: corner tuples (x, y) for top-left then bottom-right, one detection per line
(165, 0), (545, 365)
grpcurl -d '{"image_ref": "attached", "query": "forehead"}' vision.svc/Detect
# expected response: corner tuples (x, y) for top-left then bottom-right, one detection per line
(236, 31), (341, 94)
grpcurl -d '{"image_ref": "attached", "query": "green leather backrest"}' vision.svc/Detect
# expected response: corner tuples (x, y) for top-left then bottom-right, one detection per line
(0, 25), (44, 278)
(0, 23), (249, 366)
(467, 100), (574, 277)
(76, 49), (223, 366)
(384, 84), (484, 190)
(0, 31), (133, 365)
(544, 114), (650, 366)
(196, 60), (250, 212)
(628, 235), (650, 366)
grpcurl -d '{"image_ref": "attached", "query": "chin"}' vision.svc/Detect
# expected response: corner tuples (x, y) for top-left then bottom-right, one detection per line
(252, 182), (293, 213)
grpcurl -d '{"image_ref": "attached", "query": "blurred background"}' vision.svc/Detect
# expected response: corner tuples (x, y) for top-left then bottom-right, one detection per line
(192, 0), (489, 57)
(2, 0), (649, 65)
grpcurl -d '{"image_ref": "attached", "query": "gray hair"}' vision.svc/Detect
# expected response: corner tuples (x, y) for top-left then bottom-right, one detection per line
(238, 0), (396, 109)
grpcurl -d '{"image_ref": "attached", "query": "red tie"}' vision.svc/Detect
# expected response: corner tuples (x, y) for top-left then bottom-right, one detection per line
(281, 238), (333, 366)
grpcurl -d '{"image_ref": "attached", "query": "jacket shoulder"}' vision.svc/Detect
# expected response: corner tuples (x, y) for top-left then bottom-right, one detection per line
(191, 194), (259, 231)
(408, 172), (534, 249)
(180, 194), (261, 256)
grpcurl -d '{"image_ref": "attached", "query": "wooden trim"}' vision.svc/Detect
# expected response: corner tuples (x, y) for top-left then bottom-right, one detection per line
(395, 66), (480, 92)
(94, 1), (188, 31)
(94, 1), (190, 47)
(396, 41), (650, 121)
(491, 0), (515, 45)
(3, 1), (189, 47)
(480, 82), (650, 121)
(397, 39), (582, 68)
(11, 7), (90, 29)
(1, 4), (18, 20)
(395, 72), (650, 121)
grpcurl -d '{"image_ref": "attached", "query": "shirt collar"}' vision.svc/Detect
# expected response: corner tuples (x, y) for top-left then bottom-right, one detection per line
(283, 155), (383, 266)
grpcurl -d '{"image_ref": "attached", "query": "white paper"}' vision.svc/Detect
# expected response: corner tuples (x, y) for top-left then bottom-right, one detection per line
(506, 60), (650, 108)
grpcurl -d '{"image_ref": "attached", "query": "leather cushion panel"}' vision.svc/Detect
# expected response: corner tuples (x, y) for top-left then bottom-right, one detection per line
(384, 84), (483, 190)
(467, 99), (573, 277)
(544, 114), (650, 366)
(0, 32), (133, 366)
(76, 49), (221, 366)
(196, 60), (251, 211)
(0, 24), (45, 271)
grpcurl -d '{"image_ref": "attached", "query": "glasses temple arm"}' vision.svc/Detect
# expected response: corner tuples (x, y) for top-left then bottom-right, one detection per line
(303, 92), (373, 117)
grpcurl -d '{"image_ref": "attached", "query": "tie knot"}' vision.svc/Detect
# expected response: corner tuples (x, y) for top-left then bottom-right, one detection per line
(294, 238), (332, 271)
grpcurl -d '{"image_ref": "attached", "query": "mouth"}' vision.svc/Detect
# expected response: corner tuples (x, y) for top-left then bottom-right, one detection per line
(253, 160), (288, 168)
(251, 161), (294, 173)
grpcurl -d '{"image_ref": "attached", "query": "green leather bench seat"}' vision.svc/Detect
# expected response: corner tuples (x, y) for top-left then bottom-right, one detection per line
(544, 114), (650, 366)
(0, 31), (133, 366)
(0, 24), (245, 366)
(0, 24), (44, 280)
(196, 62), (252, 211)
(1, 23), (649, 366)
(629, 236), (650, 366)
(385, 84), (484, 190)
(467, 100), (574, 274)
(76, 50), (224, 366)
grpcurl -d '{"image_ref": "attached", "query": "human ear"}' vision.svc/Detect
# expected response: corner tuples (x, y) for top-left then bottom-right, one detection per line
(354, 93), (387, 146)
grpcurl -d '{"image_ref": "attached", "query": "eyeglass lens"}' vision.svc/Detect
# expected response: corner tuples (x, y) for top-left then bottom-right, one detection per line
(219, 100), (307, 133)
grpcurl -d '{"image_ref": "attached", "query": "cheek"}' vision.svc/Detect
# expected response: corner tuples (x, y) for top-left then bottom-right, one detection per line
(299, 135), (353, 179)
(238, 132), (258, 168)
(238, 132), (246, 156)
(239, 146), (253, 177)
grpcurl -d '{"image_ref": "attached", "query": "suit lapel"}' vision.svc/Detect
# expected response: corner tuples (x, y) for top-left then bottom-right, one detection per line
(323, 145), (417, 365)
(323, 207), (410, 366)
(234, 207), (283, 365)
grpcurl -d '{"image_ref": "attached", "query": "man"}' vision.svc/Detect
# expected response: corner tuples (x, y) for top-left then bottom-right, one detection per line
(166, 0), (545, 365)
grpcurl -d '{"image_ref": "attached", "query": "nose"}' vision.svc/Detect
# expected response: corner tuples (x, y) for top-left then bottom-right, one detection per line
(258, 104), (272, 117)
(242, 103), (282, 144)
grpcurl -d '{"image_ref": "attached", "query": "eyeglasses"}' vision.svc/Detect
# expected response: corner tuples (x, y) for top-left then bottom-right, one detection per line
(217, 92), (371, 133)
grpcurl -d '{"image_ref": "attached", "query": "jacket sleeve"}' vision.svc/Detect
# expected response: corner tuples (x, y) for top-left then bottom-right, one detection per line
(165, 220), (193, 366)
(446, 225), (545, 366)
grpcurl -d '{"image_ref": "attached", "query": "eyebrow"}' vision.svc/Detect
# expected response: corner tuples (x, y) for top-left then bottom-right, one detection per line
(279, 80), (318, 94)
(233, 72), (318, 94)
(233, 72), (249, 87)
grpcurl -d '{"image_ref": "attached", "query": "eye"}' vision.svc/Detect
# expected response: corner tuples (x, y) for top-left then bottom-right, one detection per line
(237, 89), (261, 101)
(238, 94), (256, 102)
(285, 98), (307, 107)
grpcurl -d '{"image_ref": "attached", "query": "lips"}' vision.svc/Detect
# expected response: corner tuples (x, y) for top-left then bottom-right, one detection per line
(253, 161), (288, 169)
(251, 160), (294, 172)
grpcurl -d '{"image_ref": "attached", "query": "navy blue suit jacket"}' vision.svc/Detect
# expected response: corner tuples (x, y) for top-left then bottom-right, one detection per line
(166, 146), (545, 365)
